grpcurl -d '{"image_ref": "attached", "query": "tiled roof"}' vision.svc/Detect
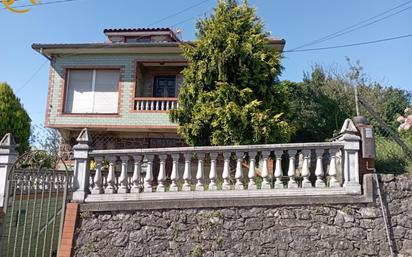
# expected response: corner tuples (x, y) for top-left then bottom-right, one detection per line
(103, 28), (172, 33)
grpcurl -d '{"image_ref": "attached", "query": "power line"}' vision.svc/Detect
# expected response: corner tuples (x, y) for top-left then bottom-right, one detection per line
(171, 8), (213, 28)
(300, 5), (412, 49)
(1, 0), (83, 10)
(146, 0), (209, 27)
(15, 0), (210, 94)
(284, 33), (412, 53)
(16, 60), (48, 93)
(289, 0), (412, 51)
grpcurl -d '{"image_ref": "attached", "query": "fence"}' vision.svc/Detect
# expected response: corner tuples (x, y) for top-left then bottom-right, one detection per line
(66, 118), (363, 203)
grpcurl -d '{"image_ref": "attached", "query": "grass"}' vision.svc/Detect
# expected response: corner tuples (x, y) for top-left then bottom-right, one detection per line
(375, 134), (412, 174)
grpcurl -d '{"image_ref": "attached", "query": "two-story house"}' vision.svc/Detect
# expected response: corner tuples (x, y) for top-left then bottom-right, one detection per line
(32, 28), (285, 151)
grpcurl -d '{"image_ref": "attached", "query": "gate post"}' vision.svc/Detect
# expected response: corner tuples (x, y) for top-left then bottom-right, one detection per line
(338, 119), (362, 194)
(72, 128), (92, 202)
(0, 133), (18, 208)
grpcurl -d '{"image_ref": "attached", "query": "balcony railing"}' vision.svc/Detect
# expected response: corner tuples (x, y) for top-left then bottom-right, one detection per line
(71, 119), (362, 203)
(134, 97), (178, 111)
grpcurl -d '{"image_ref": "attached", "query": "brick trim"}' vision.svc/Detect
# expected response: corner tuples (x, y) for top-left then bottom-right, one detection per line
(47, 124), (178, 129)
(57, 66), (125, 118)
(58, 203), (79, 257)
(45, 56), (56, 127)
(131, 59), (187, 113)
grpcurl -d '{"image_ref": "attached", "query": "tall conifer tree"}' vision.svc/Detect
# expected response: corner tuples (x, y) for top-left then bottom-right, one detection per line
(0, 82), (31, 153)
(170, 0), (292, 146)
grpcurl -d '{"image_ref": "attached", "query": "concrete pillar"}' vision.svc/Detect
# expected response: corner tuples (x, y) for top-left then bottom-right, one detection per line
(0, 133), (18, 209)
(72, 128), (92, 202)
(338, 119), (362, 194)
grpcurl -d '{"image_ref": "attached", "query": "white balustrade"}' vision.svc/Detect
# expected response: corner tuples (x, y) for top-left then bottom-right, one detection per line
(131, 155), (141, 193)
(170, 154), (180, 192)
(247, 151), (257, 189)
(157, 155), (167, 192)
(315, 149), (326, 188)
(209, 153), (218, 191)
(274, 150), (284, 189)
(135, 97), (179, 111)
(287, 150), (298, 188)
(75, 121), (363, 202)
(85, 143), (348, 196)
(91, 157), (103, 194)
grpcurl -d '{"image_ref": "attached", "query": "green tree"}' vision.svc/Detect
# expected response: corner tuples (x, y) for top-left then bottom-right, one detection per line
(286, 62), (411, 142)
(0, 82), (31, 153)
(170, 0), (292, 146)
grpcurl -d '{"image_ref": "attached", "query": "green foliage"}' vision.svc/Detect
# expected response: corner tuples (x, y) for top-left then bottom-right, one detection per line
(30, 125), (61, 156)
(0, 82), (31, 153)
(170, 0), (292, 146)
(375, 134), (412, 174)
(286, 63), (411, 142)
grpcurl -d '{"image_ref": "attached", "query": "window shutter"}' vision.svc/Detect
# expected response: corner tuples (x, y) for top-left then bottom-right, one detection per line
(65, 70), (93, 113)
(93, 70), (120, 113)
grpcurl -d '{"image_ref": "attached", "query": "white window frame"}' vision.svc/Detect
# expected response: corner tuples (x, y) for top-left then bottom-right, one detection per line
(64, 69), (120, 114)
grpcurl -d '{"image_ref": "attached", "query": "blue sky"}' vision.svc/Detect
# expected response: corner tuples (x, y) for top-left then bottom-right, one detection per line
(0, 0), (411, 126)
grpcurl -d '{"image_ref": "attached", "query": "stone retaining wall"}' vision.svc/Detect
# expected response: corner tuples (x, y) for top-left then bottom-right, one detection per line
(72, 174), (412, 257)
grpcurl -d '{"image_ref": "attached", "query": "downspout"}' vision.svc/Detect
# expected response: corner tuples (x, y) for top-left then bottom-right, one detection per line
(366, 161), (395, 257)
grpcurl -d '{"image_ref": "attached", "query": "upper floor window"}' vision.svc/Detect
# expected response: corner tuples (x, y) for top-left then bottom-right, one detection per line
(64, 69), (120, 114)
(154, 76), (176, 97)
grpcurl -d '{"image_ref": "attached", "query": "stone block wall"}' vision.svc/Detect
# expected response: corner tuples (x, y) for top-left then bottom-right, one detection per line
(72, 174), (412, 257)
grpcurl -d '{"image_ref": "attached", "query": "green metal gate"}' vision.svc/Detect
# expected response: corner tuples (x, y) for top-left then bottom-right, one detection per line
(1, 151), (71, 257)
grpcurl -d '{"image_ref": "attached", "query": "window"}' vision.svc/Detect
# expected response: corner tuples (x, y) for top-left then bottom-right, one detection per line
(65, 69), (120, 114)
(154, 76), (176, 97)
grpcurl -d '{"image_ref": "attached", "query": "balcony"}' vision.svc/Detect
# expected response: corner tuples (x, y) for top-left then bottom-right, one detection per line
(134, 97), (179, 111)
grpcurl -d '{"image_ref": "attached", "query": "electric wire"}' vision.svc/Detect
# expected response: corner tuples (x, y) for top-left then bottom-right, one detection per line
(14, 0), (210, 93)
(289, 0), (412, 51)
(284, 33), (412, 53)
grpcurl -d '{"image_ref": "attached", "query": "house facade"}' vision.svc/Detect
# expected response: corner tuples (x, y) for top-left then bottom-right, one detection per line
(33, 28), (285, 151)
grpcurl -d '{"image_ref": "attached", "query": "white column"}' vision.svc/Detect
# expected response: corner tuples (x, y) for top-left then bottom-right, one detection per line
(287, 150), (298, 188)
(118, 156), (129, 193)
(261, 151), (271, 189)
(315, 149), (326, 188)
(105, 156), (117, 194)
(143, 155), (154, 192)
(234, 152), (244, 190)
(131, 155), (141, 193)
(247, 151), (257, 189)
(301, 150), (312, 188)
(91, 157), (103, 194)
(328, 149), (340, 187)
(182, 153), (192, 191)
(222, 152), (231, 190)
(195, 153), (205, 191)
(338, 119), (362, 194)
(208, 153), (218, 191)
(0, 134), (18, 208)
(72, 128), (92, 202)
(157, 155), (167, 192)
(170, 154), (180, 192)
(274, 150), (284, 189)
(150, 100), (155, 110)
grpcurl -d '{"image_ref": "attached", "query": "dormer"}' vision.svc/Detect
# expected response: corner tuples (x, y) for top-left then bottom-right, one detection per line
(103, 28), (181, 43)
